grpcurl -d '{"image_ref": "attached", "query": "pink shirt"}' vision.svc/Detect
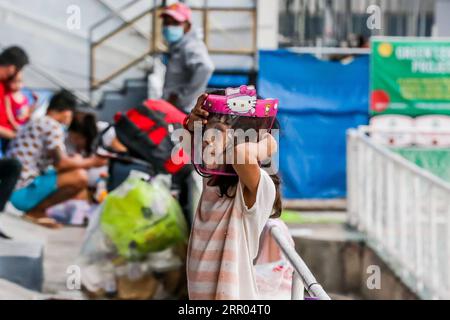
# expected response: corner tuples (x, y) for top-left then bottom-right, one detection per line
(8, 92), (31, 126)
(0, 92), (31, 130)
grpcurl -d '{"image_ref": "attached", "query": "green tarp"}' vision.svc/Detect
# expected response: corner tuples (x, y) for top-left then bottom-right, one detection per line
(392, 148), (450, 183)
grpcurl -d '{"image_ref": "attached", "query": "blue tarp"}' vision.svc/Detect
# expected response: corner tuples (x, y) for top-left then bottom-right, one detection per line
(208, 73), (249, 88)
(259, 50), (369, 199)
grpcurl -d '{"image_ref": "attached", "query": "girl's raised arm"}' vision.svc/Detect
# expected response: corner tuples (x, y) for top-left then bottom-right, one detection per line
(232, 134), (277, 208)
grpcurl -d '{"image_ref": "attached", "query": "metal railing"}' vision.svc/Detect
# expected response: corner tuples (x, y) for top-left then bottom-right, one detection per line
(347, 127), (450, 300)
(94, 0), (150, 41)
(269, 224), (331, 300)
(89, 0), (157, 92)
(27, 63), (90, 104)
(89, 0), (258, 94)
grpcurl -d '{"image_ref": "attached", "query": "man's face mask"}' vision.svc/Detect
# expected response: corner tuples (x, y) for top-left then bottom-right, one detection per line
(163, 25), (184, 44)
(193, 85), (279, 177)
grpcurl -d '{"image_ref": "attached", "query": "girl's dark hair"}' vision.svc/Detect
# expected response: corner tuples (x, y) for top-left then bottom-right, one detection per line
(209, 171), (282, 218)
(69, 111), (98, 155)
(205, 88), (282, 218)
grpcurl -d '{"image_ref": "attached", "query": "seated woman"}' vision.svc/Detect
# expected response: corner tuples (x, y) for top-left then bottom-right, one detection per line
(67, 110), (126, 188)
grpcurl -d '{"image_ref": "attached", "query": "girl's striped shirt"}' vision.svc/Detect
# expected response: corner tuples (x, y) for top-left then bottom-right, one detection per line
(187, 168), (276, 300)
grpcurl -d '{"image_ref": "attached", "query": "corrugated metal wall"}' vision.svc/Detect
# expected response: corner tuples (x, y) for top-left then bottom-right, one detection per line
(279, 0), (436, 47)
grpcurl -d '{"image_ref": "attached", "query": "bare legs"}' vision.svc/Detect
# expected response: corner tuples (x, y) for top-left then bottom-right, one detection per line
(25, 169), (89, 228)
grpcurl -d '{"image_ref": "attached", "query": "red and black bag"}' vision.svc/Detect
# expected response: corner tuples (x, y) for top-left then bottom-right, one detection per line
(113, 99), (189, 175)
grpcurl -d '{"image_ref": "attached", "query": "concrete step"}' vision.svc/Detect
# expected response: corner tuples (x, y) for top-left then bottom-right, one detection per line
(286, 215), (418, 300)
(284, 199), (347, 211)
(0, 279), (44, 300)
(0, 213), (87, 296)
(97, 77), (148, 123)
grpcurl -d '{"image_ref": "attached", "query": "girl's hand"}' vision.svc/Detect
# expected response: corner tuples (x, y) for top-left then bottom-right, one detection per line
(186, 94), (209, 132)
(90, 155), (108, 168)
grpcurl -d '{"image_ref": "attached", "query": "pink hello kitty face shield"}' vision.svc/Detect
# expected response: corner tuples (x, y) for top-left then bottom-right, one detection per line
(193, 85), (279, 177)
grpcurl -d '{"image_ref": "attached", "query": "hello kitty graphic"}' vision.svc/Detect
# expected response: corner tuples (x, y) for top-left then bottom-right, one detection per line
(226, 85), (257, 114)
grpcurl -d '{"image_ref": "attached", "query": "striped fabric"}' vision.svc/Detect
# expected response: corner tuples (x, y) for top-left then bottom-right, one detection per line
(187, 169), (276, 300)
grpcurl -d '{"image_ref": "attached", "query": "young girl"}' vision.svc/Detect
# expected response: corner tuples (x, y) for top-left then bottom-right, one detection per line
(184, 86), (291, 300)
(4, 71), (35, 130)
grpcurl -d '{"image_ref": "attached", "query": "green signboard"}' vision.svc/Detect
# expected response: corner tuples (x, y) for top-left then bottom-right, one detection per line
(371, 37), (450, 116)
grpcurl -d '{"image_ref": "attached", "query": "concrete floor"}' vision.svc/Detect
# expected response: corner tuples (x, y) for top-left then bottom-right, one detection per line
(1, 208), (359, 300)
(0, 212), (86, 298)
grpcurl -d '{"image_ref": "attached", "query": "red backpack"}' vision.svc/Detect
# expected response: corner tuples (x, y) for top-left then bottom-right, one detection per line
(113, 99), (189, 175)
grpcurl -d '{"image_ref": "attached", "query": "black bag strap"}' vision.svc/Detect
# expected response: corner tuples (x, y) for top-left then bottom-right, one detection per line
(94, 121), (154, 171)
(135, 105), (168, 129)
(95, 123), (116, 154)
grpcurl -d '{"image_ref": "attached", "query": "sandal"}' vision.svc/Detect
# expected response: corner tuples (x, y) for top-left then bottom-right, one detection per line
(0, 228), (12, 239)
(23, 215), (63, 229)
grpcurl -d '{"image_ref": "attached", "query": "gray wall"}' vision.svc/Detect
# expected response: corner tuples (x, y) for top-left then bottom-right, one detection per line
(435, 0), (450, 36)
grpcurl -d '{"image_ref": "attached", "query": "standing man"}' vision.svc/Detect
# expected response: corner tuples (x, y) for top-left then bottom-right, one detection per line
(161, 2), (214, 113)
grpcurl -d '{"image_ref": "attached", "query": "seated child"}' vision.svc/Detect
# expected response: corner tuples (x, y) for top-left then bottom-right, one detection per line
(3, 71), (35, 131)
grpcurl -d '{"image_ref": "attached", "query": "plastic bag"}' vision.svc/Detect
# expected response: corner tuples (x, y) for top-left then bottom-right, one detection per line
(254, 219), (295, 300)
(77, 172), (187, 298)
(255, 260), (293, 300)
(100, 172), (188, 259)
(78, 204), (115, 265)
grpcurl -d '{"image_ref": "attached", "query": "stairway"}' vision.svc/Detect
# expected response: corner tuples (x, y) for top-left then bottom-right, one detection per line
(96, 77), (149, 123)
(286, 212), (418, 300)
(89, 1), (259, 104)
